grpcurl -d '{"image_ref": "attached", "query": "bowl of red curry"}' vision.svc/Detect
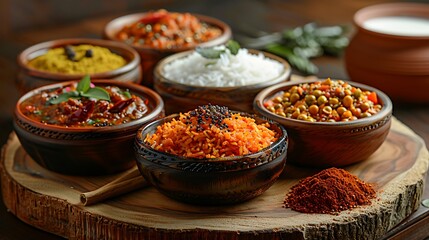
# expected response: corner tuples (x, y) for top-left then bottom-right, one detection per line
(104, 9), (232, 87)
(14, 76), (164, 175)
(254, 78), (392, 168)
(134, 104), (288, 205)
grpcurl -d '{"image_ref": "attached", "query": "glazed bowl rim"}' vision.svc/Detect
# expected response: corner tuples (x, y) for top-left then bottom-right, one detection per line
(135, 111), (288, 166)
(154, 49), (292, 90)
(254, 79), (393, 127)
(15, 79), (164, 133)
(353, 2), (429, 40)
(17, 38), (141, 80)
(103, 12), (232, 53)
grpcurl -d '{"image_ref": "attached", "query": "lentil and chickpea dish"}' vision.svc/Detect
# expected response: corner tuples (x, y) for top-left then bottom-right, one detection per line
(264, 78), (382, 122)
(116, 9), (222, 49)
(20, 77), (149, 127)
(144, 105), (278, 159)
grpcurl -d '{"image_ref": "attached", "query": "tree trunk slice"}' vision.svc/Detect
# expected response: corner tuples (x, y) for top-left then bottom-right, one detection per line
(1, 117), (428, 240)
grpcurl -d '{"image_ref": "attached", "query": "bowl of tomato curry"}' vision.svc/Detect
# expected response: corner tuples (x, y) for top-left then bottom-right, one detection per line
(13, 76), (164, 175)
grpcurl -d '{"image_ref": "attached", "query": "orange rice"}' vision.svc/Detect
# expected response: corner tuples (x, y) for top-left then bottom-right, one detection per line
(144, 105), (278, 159)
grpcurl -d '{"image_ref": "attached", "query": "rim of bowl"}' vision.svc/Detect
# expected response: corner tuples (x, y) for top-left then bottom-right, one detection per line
(353, 2), (429, 40)
(104, 12), (232, 53)
(153, 49), (292, 90)
(136, 111), (288, 165)
(254, 79), (393, 127)
(17, 38), (141, 80)
(15, 79), (164, 133)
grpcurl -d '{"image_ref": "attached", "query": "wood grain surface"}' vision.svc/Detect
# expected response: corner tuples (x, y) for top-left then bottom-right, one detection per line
(1, 117), (428, 240)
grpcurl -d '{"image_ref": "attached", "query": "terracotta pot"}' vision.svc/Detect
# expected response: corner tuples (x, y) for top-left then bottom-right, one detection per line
(344, 3), (429, 104)
(17, 38), (142, 95)
(104, 12), (232, 88)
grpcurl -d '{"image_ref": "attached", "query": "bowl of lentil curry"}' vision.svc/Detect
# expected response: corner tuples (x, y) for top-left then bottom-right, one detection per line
(134, 104), (288, 205)
(104, 9), (232, 87)
(17, 38), (142, 94)
(14, 76), (164, 175)
(254, 78), (392, 168)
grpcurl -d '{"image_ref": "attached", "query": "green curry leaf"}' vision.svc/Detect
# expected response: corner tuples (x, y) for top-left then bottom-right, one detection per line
(226, 40), (240, 55)
(196, 47), (224, 59)
(81, 87), (110, 101)
(121, 90), (132, 99)
(49, 91), (79, 104)
(76, 74), (91, 93)
(49, 75), (111, 104)
(196, 40), (241, 59)
(237, 22), (349, 75)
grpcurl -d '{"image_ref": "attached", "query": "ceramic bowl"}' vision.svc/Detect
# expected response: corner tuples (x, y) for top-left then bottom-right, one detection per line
(345, 2), (429, 104)
(17, 38), (142, 95)
(104, 12), (232, 88)
(13, 80), (164, 175)
(254, 79), (392, 168)
(153, 49), (291, 114)
(134, 112), (288, 205)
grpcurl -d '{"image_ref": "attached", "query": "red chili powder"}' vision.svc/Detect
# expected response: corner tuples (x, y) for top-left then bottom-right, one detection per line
(284, 167), (376, 214)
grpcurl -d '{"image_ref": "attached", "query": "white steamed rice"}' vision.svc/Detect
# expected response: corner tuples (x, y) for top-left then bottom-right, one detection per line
(163, 48), (285, 87)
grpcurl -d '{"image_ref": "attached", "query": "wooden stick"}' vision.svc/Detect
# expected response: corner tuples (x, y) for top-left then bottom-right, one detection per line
(80, 166), (148, 206)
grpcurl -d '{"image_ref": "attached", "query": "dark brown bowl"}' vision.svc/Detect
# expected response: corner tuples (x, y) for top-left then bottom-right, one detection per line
(104, 12), (232, 88)
(344, 3), (429, 104)
(13, 80), (164, 175)
(134, 112), (288, 205)
(153, 49), (291, 114)
(254, 79), (392, 168)
(17, 38), (142, 94)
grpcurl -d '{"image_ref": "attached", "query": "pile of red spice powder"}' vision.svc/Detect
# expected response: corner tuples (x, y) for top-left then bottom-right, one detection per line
(284, 167), (376, 214)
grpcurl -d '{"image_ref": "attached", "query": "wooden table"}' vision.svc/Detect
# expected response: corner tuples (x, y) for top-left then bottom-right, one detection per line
(1, 0), (428, 239)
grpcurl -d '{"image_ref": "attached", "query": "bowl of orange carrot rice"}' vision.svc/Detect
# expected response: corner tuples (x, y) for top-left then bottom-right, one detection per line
(134, 104), (288, 205)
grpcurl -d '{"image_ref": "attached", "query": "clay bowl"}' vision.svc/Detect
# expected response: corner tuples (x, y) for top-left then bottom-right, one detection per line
(153, 49), (291, 114)
(134, 112), (288, 205)
(13, 80), (164, 175)
(17, 38), (142, 94)
(104, 12), (232, 88)
(345, 2), (429, 104)
(254, 79), (392, 168)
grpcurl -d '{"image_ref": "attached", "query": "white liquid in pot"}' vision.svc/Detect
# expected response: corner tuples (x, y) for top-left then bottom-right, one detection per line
(363, 16), (429, 36)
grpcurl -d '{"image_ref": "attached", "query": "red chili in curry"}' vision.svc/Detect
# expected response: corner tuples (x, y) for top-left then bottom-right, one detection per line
(20, 83), (149, 127)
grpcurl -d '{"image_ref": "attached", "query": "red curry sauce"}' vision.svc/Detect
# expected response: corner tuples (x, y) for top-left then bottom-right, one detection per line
(20, 84), (149, 127)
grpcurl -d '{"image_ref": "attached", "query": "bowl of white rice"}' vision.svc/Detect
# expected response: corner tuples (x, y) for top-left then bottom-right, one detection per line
(154, 44), (291, 114)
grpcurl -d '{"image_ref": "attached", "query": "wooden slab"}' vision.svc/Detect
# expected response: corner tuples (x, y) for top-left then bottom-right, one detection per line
(1, 117), (428, 240)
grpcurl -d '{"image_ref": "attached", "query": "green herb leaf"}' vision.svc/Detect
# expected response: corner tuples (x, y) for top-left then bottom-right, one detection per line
(226, 40), (240, 55)
(237, 22), (349, 75)
(49, 76), (111, 104)
(81, 87), (110, 101)
(49, 91), (79, 104)
(121, 90), (132, 99)
(196, 47), (224, 59)
(266, 43), (318, 75)
(196, 40), (241, 59)
(77, 75), (91, 93)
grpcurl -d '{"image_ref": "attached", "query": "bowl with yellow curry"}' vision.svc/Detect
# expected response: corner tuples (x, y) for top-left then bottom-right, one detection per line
(17, 38), (142, 94)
